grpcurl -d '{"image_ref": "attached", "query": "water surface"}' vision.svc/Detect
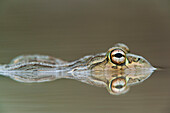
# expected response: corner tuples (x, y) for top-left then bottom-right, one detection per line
(0, 0), (169, 113)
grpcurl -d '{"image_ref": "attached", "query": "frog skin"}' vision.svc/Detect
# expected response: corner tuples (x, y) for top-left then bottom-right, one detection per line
(0, 43), (155, 72)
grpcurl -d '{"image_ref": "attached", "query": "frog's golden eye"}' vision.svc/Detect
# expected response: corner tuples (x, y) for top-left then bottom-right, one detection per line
(110, 49), (126, 65)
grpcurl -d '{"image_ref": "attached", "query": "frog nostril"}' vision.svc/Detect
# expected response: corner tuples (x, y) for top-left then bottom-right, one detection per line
(137, 58), (141, 62)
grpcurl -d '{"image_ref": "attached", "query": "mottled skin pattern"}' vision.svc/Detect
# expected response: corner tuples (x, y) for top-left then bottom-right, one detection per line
(0, 43), (155, 72)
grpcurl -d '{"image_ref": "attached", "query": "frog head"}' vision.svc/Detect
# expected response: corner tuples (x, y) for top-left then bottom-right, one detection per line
(89, 43), (155, 71)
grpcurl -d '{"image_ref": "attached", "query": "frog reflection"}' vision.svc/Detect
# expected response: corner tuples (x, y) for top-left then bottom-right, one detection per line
(0, 70), (154, 95)
(88, 70), (153, 95)
(107, 76), (129, 95)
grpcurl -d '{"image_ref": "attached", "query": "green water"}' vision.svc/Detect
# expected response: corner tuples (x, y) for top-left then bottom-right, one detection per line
(0, 0), (169, 113)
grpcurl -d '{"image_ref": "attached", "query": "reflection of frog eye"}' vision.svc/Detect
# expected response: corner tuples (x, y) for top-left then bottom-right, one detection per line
(110, 49), (126, 65)
(110, 77), (126, 93)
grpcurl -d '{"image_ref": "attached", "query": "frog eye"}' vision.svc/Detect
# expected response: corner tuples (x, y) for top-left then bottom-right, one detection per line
(110, 49), (126, 65)
(110, 77), (126, 93)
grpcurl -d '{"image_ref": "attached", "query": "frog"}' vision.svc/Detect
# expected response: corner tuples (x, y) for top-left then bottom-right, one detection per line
(0, 43), (155, 72)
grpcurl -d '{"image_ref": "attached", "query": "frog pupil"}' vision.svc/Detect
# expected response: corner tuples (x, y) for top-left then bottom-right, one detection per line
(114, 53), (123, 58)
(115, 85), (123, 89)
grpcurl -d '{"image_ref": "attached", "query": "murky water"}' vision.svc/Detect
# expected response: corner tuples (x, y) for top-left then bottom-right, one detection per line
(0, 0), (170, 113)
